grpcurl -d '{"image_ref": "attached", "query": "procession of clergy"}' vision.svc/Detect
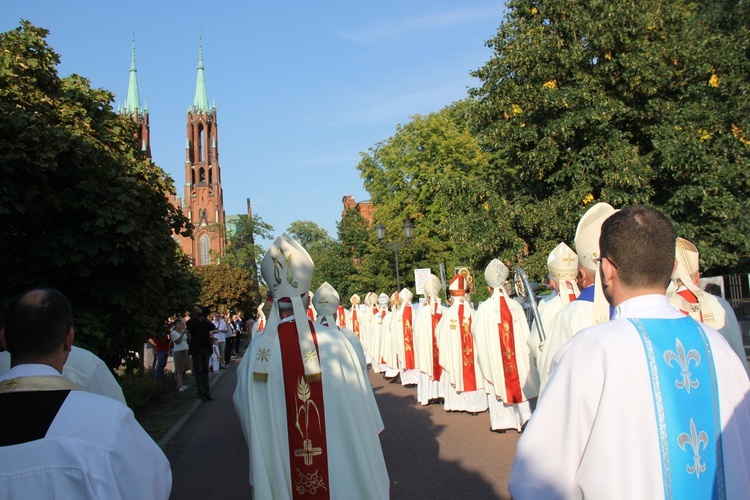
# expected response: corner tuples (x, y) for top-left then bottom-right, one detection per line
(4, 201), (749, 499)
(232, 201), (750, 499)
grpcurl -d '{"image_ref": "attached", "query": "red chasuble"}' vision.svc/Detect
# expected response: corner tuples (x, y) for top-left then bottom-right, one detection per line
(278, 320), (330, 498)
(403, 305), (415, 369)
(458, 304), (477, 392)
(431, 305), (443, 380)
(498, 297), (523, 404)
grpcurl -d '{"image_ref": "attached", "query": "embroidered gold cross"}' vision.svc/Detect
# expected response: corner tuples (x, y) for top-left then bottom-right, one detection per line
(562, 254), (576, 265)
(294, 438), (323, 466)
(3, 379), (19, 389)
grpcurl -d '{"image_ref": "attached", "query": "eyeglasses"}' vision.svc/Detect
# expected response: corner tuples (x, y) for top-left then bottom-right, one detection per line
(595, 255), (618, 270)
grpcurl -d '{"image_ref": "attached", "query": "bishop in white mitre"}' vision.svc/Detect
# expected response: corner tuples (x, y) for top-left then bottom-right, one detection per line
(414, 274), (445, 406)
(474, 259), (540, 432)
(233, 234), (389, 499)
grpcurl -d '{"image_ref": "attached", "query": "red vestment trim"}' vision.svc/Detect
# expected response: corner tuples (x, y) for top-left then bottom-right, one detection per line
(498, 297), (523, 404)
(278, 320), (330, 498)
(431, 305), (443, 380)
(259, 319), (265, 332)
(336, 306), (346, 328)
(677, 289), (702, 321)
(459, 304), (477, 392)
(307, 308), (315, 321)
(351, 309), (359, 338)
(403, 305), (415, 369)
(379, 310), (387, 364)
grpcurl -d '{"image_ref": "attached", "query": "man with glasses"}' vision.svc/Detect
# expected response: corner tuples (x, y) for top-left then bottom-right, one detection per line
(510, 205), (750, 499)
(538, 202), (617, 391)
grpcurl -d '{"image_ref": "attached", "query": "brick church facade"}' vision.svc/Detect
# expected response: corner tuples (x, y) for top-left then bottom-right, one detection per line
(122, 39), (227, 266)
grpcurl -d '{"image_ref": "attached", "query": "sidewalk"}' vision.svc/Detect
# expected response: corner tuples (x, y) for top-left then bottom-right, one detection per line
(164, 353), (518, 499)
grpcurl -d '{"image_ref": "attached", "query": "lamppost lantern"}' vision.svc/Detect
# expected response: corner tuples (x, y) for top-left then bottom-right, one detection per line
(403, 219), (414, 240)
(375, 223), (386, 242)
(374, 220), (415, 291)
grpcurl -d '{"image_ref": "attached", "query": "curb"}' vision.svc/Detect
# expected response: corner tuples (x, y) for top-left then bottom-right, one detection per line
(158, 338), (251, 450)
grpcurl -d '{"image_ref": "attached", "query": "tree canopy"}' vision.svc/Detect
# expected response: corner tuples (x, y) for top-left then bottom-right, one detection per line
(0, 21), (199, 368)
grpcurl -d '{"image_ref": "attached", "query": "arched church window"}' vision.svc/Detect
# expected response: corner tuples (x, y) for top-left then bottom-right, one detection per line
(198, 124), (205, 162)
(199, 234), (211, 266)
(199, 167), (206, 183)
(209, 167), (213, 185)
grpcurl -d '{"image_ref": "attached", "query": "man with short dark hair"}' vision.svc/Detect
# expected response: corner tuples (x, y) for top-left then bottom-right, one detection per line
(0, 287), (171, 498)
(509, 205), (750, 499)
(186, 305), (214, 401)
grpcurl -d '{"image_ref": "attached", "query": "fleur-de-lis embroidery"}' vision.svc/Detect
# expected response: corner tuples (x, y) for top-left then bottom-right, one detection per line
(678, 418), (708, 477)
(256, 348), (271, 362)
(271, 246), (298, 291)
(664, 338), (700, 393)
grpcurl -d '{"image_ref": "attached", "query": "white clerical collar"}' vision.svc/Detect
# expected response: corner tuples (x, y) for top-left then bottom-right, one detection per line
(613, 294), (684, 320)
(0, 363), (63, 382)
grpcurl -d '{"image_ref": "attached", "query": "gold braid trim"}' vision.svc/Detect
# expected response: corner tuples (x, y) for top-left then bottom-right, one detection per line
(0, 376), (84, 394)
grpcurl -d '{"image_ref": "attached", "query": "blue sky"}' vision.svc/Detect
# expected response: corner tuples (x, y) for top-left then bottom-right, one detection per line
(4, 1), (504, 241)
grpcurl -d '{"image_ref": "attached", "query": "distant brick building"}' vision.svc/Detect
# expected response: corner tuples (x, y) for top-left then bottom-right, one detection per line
(342, 195), (374, 224)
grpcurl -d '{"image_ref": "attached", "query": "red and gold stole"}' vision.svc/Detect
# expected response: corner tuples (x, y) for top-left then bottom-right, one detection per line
(278, 320), (330, 498)
(676, 289), (702, 321)
(336, 306), (346, 328)
(498, 296), (523, 404)
(458, 303), (477, 392)
(431, 304), (443, 380)
(351, 309), (359, 338)
(379, 310), (387, 364)
(307, 308), (315, 321)
(259, 318), (265, 332)
(403, 304), (415, 369)
(565, 281), (577, 302)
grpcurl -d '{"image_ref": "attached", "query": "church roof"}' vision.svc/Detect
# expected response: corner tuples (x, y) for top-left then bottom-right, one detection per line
(193, 38), (210, 113)
(124, 37), (141, 115)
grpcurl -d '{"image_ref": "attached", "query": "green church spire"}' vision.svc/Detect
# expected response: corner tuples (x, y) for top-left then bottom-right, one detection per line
(125, 36), (141, 115)
(193, 38), (210, 112)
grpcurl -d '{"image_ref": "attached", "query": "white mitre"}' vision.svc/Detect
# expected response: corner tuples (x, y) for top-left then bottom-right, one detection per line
(547, 242), (580, 305)
(669, 237), (716, 327)
(399, 288), (413, 305)
(313, 281), (340, 328)
(350, 293), (361, 306)
(424, 275), (442, 308)
(377, 293), (389, 308)
(365, 292), (378, 308)
(574, 202), (617, 324)
(253, 233), (320, 382)
(484, 259), (509, 299)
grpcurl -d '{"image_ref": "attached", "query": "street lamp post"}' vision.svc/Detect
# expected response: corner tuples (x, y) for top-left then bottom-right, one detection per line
(375, 220), (414, 291)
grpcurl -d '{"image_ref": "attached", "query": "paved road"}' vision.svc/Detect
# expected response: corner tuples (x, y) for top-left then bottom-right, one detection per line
(164, 356), (519, 499)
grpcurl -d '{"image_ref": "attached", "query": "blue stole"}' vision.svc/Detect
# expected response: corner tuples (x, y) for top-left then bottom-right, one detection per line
(630, 317), (725, 500)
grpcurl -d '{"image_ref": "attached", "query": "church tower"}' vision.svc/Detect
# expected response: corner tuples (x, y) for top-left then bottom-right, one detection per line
(121, 38), (150, 157)
(180, 39), (226, 265)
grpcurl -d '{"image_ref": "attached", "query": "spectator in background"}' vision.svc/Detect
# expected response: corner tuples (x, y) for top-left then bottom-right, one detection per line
(186, 305), (214, 402)
(153, 330), (170, 381)
(211, 313), (228, 369)
(170, 319), (190, 392)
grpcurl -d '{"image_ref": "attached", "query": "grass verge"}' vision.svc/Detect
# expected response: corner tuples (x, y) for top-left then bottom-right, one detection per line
(121, 370), (198, 443)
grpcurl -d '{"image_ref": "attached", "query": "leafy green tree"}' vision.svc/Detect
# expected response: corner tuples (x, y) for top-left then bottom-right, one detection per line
(0, 22), (198, 369)
(357, 101), (503, 289)
(287, 220), (332, 250)
(470, 0), (750, 277)
(223, 213), (273, 309)
(193, 264), (254, 317)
